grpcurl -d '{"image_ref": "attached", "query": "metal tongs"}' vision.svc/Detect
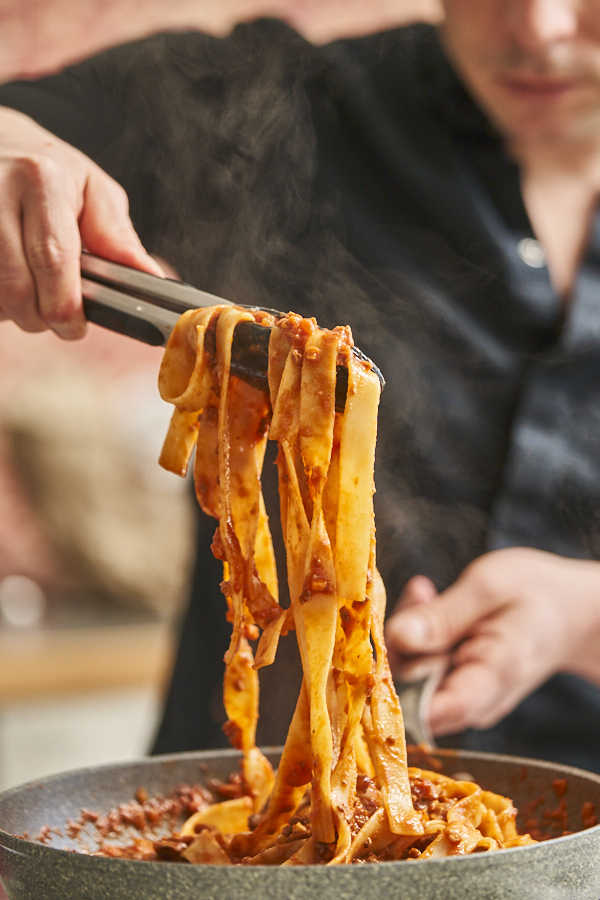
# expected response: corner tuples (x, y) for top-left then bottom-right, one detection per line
(80, 252), (384, 409)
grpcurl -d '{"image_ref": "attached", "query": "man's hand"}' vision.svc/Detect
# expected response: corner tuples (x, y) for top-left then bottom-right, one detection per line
(385, 548), (600, 736)
(0, 107), (162, 340)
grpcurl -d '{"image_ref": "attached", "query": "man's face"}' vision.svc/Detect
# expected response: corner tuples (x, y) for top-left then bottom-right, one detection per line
(439, 0), (600, 143)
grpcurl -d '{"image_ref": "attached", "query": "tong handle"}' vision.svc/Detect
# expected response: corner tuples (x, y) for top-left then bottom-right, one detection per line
(80, 253), (384, 406)
(82, 278), (176, 346)
(81, 273), (274, 392)
(81, 251), (232, 315)
(83, 297), (165, 346)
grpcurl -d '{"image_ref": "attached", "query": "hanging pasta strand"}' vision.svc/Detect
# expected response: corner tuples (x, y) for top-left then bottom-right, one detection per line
(224, 373), (285, 670)
(296, 329), (341, 845)
(158, 306), (226, 476)
(363, 566), (422, 836)
(327, 347), (384, 862)
(229, 680), (313, 859)
(213, 308), (279, 809)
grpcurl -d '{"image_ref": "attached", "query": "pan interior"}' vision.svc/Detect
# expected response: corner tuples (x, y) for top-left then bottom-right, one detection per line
(1, 747), (600, 854)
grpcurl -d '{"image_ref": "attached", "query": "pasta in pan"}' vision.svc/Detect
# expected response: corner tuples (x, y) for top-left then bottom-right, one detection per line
(157, 306), (535, 865)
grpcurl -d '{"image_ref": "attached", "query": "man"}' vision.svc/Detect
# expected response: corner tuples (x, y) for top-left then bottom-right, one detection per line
(2, 0), (600, 769)
(386, 0), (600, 739)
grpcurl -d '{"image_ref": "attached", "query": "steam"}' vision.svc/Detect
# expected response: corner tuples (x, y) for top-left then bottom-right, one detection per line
(91, 22), (502, 603)
(103, 22), (317, 306)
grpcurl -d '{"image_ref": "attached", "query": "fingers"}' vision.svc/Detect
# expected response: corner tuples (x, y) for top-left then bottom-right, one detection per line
(428, 659), (505, 735)
(385, 560), (522, 733)
(426, 603), (551, 735)
(385, 563), (505, 656)
(79, 169), (164, 277)
(387, 586), (521, 734)
(0, 109), (160, 340)
(21, 156), (87, 339)
(1, 155), (162, 341)
(0, 179), (47, 333)
(428, 645), (534, 735)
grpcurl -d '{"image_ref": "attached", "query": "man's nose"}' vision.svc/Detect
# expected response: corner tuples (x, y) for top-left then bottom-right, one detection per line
(505, 0), (579, 50)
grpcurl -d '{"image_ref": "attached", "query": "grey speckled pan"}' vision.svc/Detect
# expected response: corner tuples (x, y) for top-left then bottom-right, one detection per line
(1, 747), (600, 900)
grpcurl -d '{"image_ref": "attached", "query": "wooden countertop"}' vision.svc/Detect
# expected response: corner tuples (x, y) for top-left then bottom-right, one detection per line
(0, 621), (175, 701)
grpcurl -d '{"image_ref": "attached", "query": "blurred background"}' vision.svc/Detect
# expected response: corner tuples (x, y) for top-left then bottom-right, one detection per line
(0, 320), (194, 792)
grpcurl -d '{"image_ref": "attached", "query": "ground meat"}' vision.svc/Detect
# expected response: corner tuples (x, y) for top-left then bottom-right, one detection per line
(56, 782), (215, 852)
(278, 815), (311, 844)
(583, 801), (597, 829)
(153, 836), (194, 861)
(206, 772), (249, 801)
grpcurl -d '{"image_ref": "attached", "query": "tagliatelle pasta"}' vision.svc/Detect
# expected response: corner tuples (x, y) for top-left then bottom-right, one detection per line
(156, 306), (536, 865)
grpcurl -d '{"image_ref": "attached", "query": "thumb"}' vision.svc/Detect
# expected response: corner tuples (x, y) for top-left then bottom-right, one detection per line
(79, 168), (164, 276)
(396, 575), (438, 609)
(385, 571), (498, 655)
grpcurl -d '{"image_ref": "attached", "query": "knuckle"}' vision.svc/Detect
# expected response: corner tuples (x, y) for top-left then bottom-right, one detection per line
(14, 153), (56, 188)
(480, 671), (511, 713)
(112, 180), (129, 207)
(94, 170), (129, 209)
(27, 235), (71, 277)
(461, 562), (505, 609)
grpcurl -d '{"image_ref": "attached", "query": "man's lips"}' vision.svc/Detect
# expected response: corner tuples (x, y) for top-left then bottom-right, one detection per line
(497, 73), (583, 99)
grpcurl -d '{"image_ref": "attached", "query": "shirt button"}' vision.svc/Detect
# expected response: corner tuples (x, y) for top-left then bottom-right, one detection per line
(517, 237), (546, 268)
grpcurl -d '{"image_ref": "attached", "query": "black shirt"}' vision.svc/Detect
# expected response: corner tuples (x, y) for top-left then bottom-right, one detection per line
(3, 22), (600, 771)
